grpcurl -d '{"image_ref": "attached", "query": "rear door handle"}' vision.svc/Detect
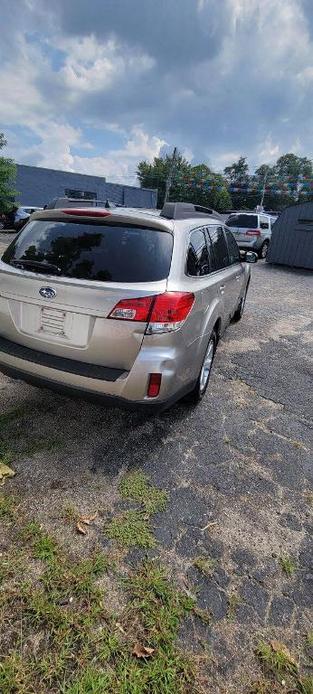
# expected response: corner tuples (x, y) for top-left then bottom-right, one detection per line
(235, 274), (242, 280)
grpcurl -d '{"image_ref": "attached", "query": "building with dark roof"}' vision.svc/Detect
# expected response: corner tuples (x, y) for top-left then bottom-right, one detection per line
(15, 164), (157, 209)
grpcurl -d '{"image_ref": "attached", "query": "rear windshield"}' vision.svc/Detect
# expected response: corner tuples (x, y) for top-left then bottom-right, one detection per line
(226, 214), (258, 229)
(2, 220), (173, 283)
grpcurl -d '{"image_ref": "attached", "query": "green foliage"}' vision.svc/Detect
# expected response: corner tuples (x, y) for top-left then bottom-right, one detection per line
(279, 555), (297, 577)
(137, 151), (231, 211)
(104, 510), (156, 548)
(0, 133), (16, 213)
(119, 470), (168, 514)
(1, 517), (199, 694)
(0, 494), (16, 520)
(193, 555), (216, 578)
(256, 640), (298, 677)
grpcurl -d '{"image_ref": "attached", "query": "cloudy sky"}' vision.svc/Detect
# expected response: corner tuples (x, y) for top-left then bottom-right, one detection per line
(1, 0), (313, 183)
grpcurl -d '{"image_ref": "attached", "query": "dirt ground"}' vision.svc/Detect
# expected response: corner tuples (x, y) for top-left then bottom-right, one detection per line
(0, 245), (312, 692)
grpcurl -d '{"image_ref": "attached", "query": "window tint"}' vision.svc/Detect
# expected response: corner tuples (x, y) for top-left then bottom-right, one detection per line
(208, 226), (230, 270)
(224, 228), (240, 264)
(186, 229), (210, 276)
(226, 214), (258, 229)
(3, 220), (173, 283)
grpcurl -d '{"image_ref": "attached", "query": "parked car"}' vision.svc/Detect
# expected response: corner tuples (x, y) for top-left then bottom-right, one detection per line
(225, 212), (274, 258)
(0, 202), (257, 410)
(2, 206), (43, 232)
(14, 206), (43, 231)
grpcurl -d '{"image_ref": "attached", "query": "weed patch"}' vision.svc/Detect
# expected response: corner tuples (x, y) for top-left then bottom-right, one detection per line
(193, 556), (216, 578)
(104, 510), (156, 548)
(119, 470), (168, 514)
(279, 555), (297, 577)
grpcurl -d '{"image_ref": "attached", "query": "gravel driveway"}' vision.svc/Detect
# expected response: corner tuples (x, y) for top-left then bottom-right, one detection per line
(0, 251), (312, 692)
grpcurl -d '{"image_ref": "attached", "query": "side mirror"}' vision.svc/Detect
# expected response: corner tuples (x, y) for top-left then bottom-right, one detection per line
(240, 250), (258, 263)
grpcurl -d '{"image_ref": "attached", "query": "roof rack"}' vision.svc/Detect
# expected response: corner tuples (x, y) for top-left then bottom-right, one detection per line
(160, 202), (222, 220)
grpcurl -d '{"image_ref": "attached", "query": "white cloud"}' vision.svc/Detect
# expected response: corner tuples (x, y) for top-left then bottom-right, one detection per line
(71, 126), (166, 182)
(256, 136), (281, 166)
(55, 34), (155, 96)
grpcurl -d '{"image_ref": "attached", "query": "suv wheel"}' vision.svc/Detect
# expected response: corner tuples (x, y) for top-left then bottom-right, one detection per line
(185, 331), (217, 404)
(259, 240), (269, 259)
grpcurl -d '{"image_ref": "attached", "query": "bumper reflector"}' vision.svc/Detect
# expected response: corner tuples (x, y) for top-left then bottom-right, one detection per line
(147, 373), (162, 398)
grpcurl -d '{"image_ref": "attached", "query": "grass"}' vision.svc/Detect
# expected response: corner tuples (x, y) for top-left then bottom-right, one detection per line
(20, 521), (58, 562)
(193, 556), (216, 578)
(0, 520), (201, 694)
(256, 640), (298, 677)
(227, 592), (241, 620)
(255, 640), (313, 693)
(119, 470), (168, 515)
(0, 494), (16, 520)
(279, 555), (297, 577)
(104, 510), (156, 548)
(0, 406), (27, 429)
(306, 631), (313, 648)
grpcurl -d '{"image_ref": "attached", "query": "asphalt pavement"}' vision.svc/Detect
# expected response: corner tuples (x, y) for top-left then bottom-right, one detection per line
(0, 250), (312, 691)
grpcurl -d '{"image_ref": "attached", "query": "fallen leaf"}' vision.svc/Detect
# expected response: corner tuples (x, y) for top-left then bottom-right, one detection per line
(0, 462), (16, 486)
(270, 641), (296, 665)
(76, 521), (87, 535)
(132, 643), (155, 659)
(79, 512), (98, 525)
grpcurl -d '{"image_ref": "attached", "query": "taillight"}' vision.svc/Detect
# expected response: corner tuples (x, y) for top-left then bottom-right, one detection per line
(109, 296), (154, 322)
(62, 209), (111, 217)
(246, 229), (261, 236)
(108, 292), (194, 334)
(147, 292), (194, 333)
(147, 373), (162, 397)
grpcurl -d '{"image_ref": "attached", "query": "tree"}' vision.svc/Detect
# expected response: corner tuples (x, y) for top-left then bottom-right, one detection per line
(223, 156), (253, 209)
(137, 151), (191, 208)
(0, 133), (16, 213)
(274, 153), (313, 204)
(137, 155), (232, 211)
(254, 155), (313, 210)
(177, 164), (232, 212)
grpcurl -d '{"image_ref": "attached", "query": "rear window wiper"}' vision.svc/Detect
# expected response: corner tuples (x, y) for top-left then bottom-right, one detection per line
(9, 259), (62, 275)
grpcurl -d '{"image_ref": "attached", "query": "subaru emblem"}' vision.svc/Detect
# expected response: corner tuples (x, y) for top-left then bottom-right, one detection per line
(39, 287), (56, 299)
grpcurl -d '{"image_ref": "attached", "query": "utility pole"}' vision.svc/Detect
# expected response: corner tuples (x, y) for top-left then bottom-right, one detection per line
(164, 147), (177, 204)
(260, 168), (269, 209)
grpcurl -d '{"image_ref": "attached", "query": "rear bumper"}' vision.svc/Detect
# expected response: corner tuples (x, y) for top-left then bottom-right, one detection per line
(0, 334), (198, 411)
(238, 239), (263, 251)
(0, 361), (195, 412)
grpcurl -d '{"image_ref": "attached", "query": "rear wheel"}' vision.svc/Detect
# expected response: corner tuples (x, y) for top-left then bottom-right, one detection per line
(259, 240), (269, 259)
(185, 331), (217, 404)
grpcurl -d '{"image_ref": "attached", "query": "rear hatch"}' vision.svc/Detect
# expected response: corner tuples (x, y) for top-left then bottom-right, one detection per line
(0, 211), (173, 371)
(226, 213), (259, 243)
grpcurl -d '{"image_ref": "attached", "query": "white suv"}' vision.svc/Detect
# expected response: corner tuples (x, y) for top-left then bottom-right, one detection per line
(226, 212), (274, 258)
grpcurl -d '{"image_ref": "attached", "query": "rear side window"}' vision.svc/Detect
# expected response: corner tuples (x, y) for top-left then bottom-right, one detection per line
(260, 216), (269, 229)
(224, 228), (240, 264)
(2, 220), (173, 283)
(208, 226), (230, 270)
(226, 214), (258, 228)
(186, 229), (210, 276)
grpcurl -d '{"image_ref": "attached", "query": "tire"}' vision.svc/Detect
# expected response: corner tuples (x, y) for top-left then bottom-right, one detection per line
(258, 240), (269, 259)
(232, 284), (249, 323)
(184, 331), (217, 405)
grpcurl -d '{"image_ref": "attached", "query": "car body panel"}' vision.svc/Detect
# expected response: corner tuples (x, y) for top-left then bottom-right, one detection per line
(0, 207), (251, 408)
